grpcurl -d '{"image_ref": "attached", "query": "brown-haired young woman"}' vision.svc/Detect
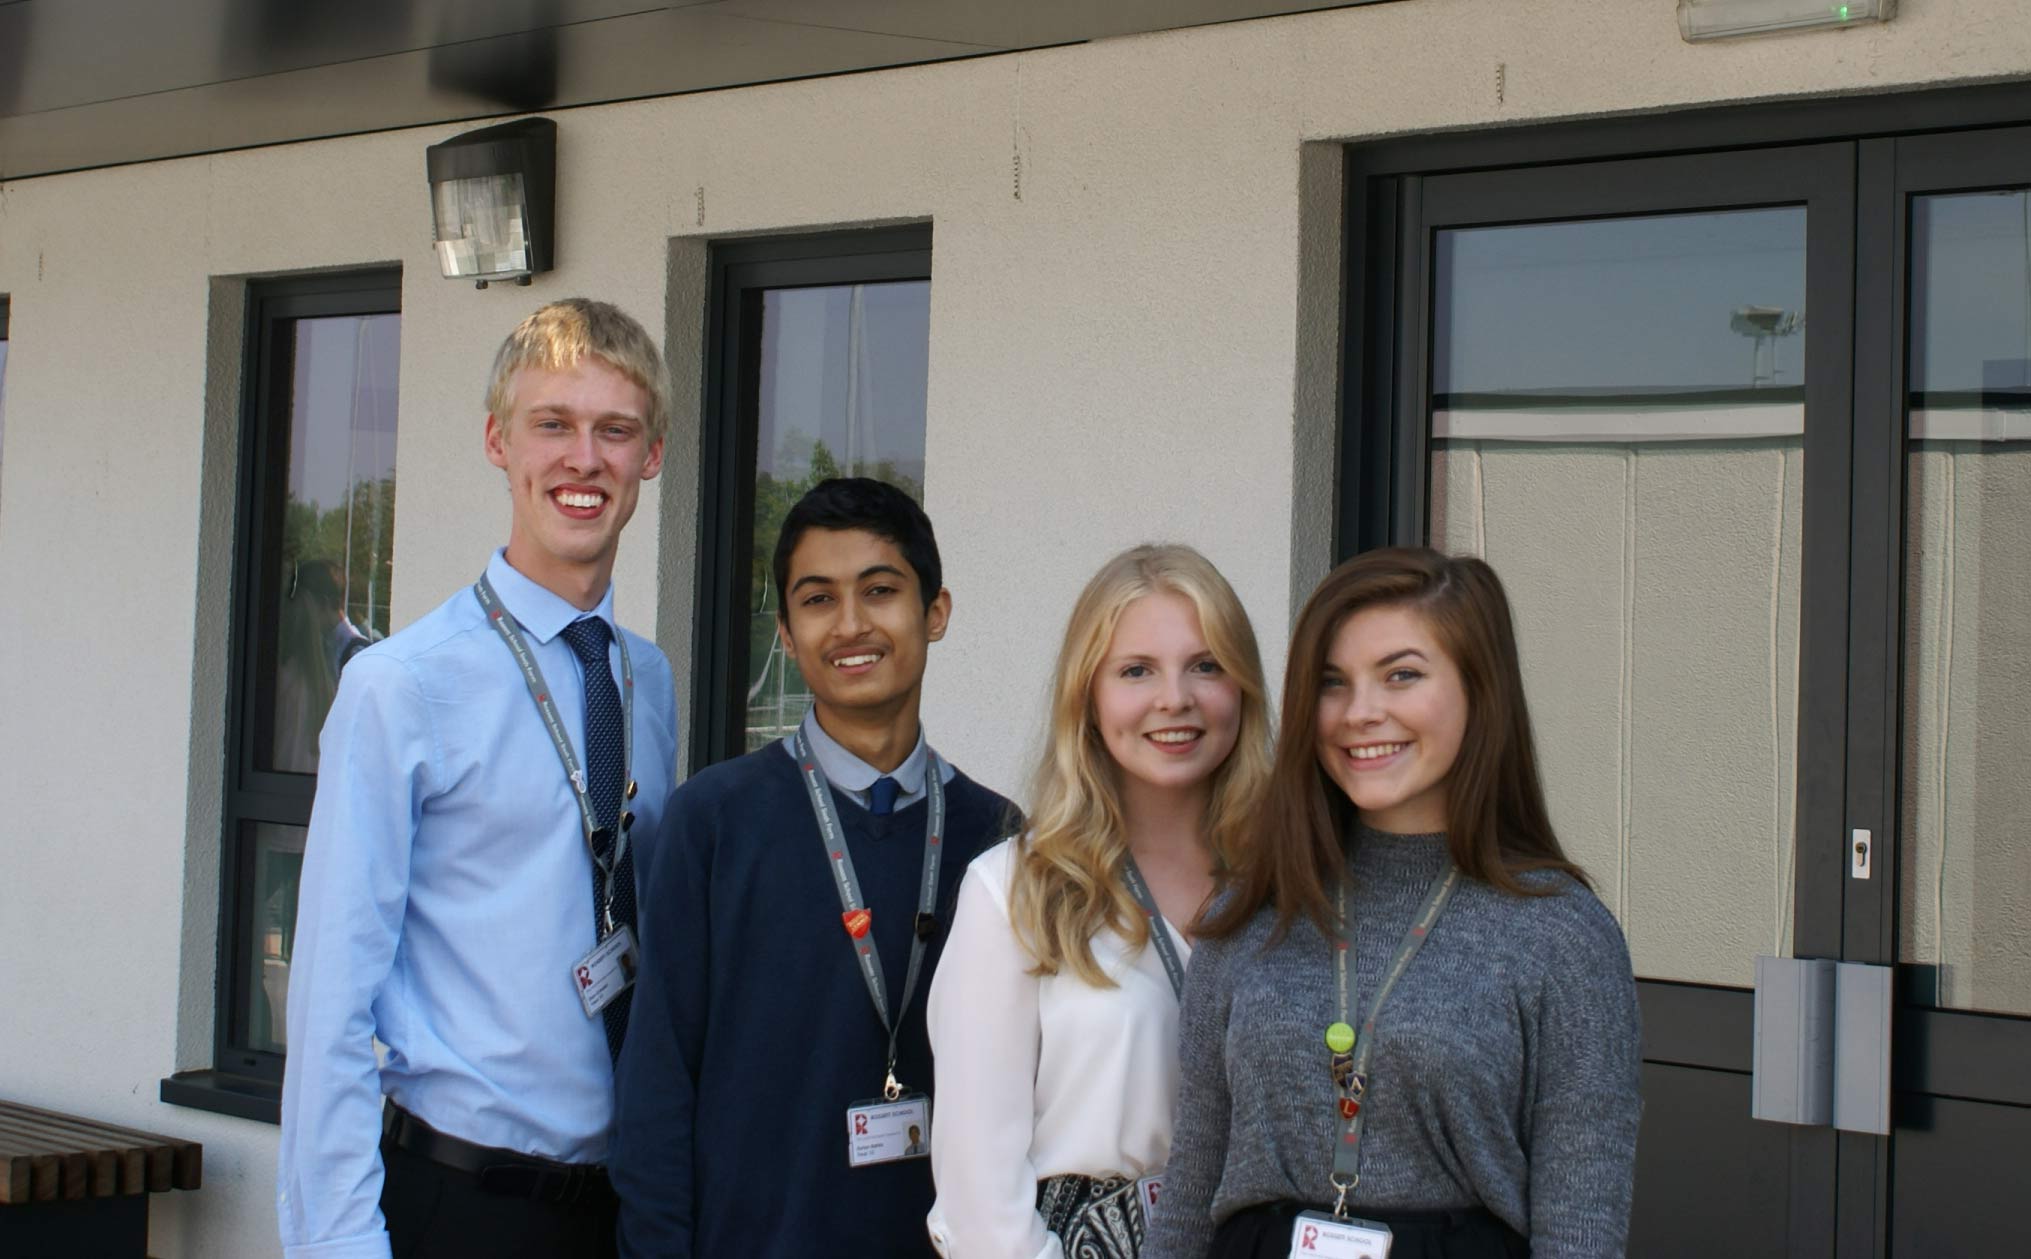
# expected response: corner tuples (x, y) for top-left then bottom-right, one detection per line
(1142, 547), (1640, 1259)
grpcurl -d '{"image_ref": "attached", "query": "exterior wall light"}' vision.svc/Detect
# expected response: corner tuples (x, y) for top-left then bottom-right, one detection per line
(426, 117), (557, 288)
(1679, 0), (1894, 41)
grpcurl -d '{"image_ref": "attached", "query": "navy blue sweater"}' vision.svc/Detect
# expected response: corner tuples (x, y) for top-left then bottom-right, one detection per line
(612, 740), (1013, 1259)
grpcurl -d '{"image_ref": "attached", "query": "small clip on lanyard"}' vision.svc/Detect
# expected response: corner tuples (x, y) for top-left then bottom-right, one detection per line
(474, 575), (635, 934)
(790, 729), (946, 1099)
(1119, 854), (1187, 1001)
(1325, 864), (1458, 1217)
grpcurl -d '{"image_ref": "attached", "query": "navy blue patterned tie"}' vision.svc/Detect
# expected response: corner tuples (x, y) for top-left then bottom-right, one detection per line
(560, 616), (633, 1060)
(869, 775), (900, 817)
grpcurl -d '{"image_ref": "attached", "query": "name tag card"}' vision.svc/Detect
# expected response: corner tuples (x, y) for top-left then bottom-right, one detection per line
(1135, 1175), (1164, 1220)
(844, 1096), (931, 1167)
(1289, 1211), (1392, 1259)
(571, 925), (638, 1018)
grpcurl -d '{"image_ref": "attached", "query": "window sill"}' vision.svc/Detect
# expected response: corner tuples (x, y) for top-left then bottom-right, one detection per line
(159, 1070), (280, 1125)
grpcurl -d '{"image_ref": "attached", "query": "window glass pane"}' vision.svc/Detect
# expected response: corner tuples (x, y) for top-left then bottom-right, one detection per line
(242, 822), (307, 1054)
(1430, 208), (1807, 989)
(745, 281), (930, 751)
(261, 313), (401, 773)
(1901, 190), (2031, 1017)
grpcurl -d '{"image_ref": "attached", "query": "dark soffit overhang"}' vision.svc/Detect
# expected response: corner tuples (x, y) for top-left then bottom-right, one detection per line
(0, 0), (1389, 181)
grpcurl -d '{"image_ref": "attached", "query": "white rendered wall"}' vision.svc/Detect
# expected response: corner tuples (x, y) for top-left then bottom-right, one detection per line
(2, 2), (2030, 1254)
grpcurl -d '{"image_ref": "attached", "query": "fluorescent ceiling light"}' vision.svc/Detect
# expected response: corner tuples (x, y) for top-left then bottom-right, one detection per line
(1679, 0), (1895, 41)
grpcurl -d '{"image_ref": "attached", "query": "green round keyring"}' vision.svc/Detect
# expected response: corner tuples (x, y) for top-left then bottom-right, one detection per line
(1325, 1021), (1356, 1054)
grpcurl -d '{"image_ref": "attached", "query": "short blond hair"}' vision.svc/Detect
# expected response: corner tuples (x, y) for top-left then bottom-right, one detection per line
(485, 298), (671, 442)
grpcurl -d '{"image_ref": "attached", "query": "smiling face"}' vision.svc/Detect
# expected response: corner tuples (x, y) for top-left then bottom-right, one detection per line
(1314, 602), (1469, 835)
(1090, 590), (1243, 806)
(777, 527), (950, 726)
(485, 356), (663, 604)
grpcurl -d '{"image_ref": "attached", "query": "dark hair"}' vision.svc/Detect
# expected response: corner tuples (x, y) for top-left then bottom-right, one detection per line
(1201, 546), (1588, 942)
(772, 477), (943, 616)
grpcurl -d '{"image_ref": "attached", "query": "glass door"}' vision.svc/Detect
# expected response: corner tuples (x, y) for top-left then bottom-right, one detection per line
(1386, 144), (1861, 1254)
(1363, 124), (2031, 1256)
(1846, 126), (2031, 1257)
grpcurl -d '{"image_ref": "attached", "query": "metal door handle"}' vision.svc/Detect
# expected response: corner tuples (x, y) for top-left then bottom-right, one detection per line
(1751, 956), (1891, 1134)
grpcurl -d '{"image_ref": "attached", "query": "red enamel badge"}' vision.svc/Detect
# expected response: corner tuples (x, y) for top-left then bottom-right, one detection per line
(1339, 1097), (1360, 1120)
(842, 909), (873, 939)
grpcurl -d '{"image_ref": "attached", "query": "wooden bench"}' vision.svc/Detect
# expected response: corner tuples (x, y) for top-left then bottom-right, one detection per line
(0, 1100), (203, 1258)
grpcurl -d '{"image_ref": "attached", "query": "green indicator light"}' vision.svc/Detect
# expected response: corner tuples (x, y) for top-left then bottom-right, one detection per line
(1836, 4), (1852, 17)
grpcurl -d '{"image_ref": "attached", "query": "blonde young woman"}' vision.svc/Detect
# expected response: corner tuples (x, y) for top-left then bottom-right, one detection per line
(926, 544), (1273, 1259)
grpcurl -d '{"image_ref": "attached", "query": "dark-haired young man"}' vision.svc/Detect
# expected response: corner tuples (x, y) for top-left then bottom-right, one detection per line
(612, 478), (1013, 1259)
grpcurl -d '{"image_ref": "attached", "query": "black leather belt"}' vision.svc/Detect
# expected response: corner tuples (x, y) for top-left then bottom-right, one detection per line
(382, 1102), (614, 1208)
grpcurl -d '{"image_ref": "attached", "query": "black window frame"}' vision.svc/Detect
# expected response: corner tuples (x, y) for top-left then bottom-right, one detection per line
(692, 226), (933, 772)
(163, 269), (401, 1123)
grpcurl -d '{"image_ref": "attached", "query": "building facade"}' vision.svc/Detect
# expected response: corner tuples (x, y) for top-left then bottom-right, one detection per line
(1, 1), (2027, 1254)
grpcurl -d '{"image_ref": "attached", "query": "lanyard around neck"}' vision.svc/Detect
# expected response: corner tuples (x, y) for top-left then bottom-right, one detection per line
(474, 575), (635, 931)
(1118, 854), (1187, 1001)
(788, 727), (946, 1100)
(1325, 862), (1459, 1216)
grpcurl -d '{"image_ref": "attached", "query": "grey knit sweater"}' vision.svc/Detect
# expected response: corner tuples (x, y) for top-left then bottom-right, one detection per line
(1142, 827), (1641, 1258)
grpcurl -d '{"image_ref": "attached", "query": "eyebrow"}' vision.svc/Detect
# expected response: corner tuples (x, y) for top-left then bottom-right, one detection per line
(789, 563), (909, 595)
(1376, 648), (1428, 667)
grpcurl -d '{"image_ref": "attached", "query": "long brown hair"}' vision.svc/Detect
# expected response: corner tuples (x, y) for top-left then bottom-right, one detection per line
(1201, 547), (1585, 942)
(1010, 545), (1273, 984)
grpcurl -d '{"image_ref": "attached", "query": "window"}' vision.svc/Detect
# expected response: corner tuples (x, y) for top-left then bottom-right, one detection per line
(695, 228), (932, 767)
(166, 271), (401, 1118)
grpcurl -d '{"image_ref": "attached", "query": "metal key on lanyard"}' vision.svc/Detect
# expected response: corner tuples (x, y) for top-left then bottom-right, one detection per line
(1326, 865), (1458, 1217)
(474, 575), (635, 933)
(1119, 854), (1187, 1001)
(789, 728), (945, 1100)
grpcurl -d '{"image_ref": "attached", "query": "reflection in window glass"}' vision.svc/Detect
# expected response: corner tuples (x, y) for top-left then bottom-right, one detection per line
(1901, 191), (2031, 1018)
(244, 822), (306, 1053)
(262, 314), (401, 774)
(745, 281), (930, 750)
(1429, 208), (1807, 989)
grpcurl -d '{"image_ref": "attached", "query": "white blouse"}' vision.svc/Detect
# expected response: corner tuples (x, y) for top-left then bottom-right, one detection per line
(926, 838), (1191, 1259)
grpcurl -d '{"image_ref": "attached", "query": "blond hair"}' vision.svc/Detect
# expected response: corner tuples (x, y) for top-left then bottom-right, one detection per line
(485, 297), (672, 442)
(1009, 545), (1273, 986)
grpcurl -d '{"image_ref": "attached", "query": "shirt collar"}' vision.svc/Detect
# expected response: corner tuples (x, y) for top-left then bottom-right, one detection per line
(798, 707), (929, 795)
(485, 548), (618, 645)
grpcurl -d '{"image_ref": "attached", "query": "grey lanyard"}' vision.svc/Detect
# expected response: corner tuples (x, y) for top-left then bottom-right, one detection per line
(788, 728), (946, 1100)
(1326, 863), (1459, 1216)
(473, 575), (635, 934)
(1118, 855), (1187, 1000)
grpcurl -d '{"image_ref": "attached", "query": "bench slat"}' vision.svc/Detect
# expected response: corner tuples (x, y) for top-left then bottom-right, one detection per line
(0, 1117), (124, 1196)
(0, 1100), (200, 1201)
(0, 1112), (151, 1194)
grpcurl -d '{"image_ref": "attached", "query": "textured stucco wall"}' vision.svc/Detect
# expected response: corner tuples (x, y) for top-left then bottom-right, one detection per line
(3, 1), (2031, 1254)
(1903, 445), (2031, 1017)
(1436, 440), (1805, 989)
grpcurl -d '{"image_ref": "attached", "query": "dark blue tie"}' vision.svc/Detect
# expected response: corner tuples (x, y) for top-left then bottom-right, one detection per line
(868, 775), (900, 817)
(560, 616), (633, 1061)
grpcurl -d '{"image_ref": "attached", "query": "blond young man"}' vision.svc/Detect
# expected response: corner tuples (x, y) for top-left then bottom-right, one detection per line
(279, 299), (679, 1259)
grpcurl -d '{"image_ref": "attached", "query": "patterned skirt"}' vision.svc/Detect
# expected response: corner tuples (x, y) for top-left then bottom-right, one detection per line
(1037, 1174), (1147, 1259)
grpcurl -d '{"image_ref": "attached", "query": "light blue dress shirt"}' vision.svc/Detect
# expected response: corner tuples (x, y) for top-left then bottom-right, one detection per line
(795, 706), (954, 812)
(278, 550), (678, 1259)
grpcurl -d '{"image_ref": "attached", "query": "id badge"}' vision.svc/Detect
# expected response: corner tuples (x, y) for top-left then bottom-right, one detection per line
(1289, 1210), (1392, 1259)
(844, 1095), (931, 1167)
(1134, 1174), (1164, 1220)
(571, 925), (638, 1018)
